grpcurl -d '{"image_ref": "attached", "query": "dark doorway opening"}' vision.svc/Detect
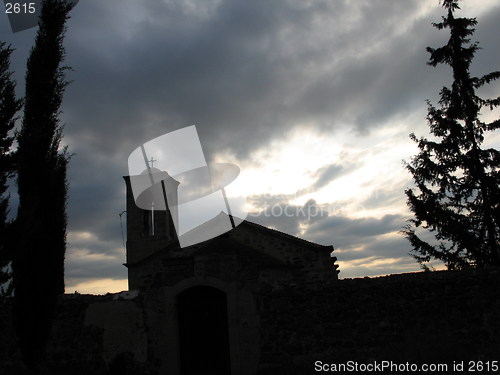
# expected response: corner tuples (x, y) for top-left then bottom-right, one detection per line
(177, 286), (231, 375)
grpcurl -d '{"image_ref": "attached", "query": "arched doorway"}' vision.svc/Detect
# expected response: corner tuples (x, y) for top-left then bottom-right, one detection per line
(177, 286), (231, 375)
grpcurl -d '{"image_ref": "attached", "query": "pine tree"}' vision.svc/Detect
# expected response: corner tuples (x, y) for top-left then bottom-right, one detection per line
(403, 0), (500, 270)
(0, 42), (22, 300)
(12, 0), (74, 368)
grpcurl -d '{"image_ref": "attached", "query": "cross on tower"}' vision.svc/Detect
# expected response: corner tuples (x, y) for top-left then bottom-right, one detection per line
(148, 156), (157, 169)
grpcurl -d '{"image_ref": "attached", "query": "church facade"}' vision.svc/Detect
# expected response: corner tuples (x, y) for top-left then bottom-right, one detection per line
(118, 175), (339, 374)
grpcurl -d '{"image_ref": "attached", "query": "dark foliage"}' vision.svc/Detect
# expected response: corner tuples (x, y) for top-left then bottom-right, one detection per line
(12, 0), (74, 369)
(0, 42), (22, 299)
(403, 0), (500, 270)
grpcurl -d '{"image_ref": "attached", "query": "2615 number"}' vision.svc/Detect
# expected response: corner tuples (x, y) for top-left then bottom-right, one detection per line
(5, 3), (36, 14)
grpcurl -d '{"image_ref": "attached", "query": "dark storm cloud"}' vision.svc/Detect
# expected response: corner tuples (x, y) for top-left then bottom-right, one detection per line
(334, 235), (411, 262)
(303, 213), (406, 248)
(359, 187), (408, 211)
(248, 199), (327, 238)
(65, 250), (126, 282)
(59, 0), (459, 158)
(5, 0), (499, 158)
(304, 213), (418, 277)
(309, 163), (347, 191)
(247, 198), (417, 277)
(248, 196), (406, 247)
(66, 151), (127, 241)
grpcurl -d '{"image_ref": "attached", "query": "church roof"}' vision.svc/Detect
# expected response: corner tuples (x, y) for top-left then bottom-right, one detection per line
(181, 211), (334, 252)
(193, 235), (292, 268)
(125, 212), (333, 268)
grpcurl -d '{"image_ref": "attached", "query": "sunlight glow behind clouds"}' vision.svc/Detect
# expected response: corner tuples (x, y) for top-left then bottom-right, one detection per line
(218, 118), (419, 220)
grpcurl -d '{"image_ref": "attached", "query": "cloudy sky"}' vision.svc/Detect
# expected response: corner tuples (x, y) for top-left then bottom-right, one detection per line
(1, 0), (499, 294)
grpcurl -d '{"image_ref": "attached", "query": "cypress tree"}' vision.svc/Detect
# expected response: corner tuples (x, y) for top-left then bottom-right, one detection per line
(13, 0), (74, 368)
(403, 0), (500, 270)
(0, 42), (22, 299)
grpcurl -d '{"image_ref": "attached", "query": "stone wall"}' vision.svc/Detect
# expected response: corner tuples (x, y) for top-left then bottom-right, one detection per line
(0, 294), (106, 374)
(1, 268), (499, 374)
(257, 267), (500, 374)
(0, 293), (155, 375)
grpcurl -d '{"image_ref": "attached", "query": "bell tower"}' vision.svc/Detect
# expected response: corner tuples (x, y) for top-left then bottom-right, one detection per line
(123, 170), (180, 267)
